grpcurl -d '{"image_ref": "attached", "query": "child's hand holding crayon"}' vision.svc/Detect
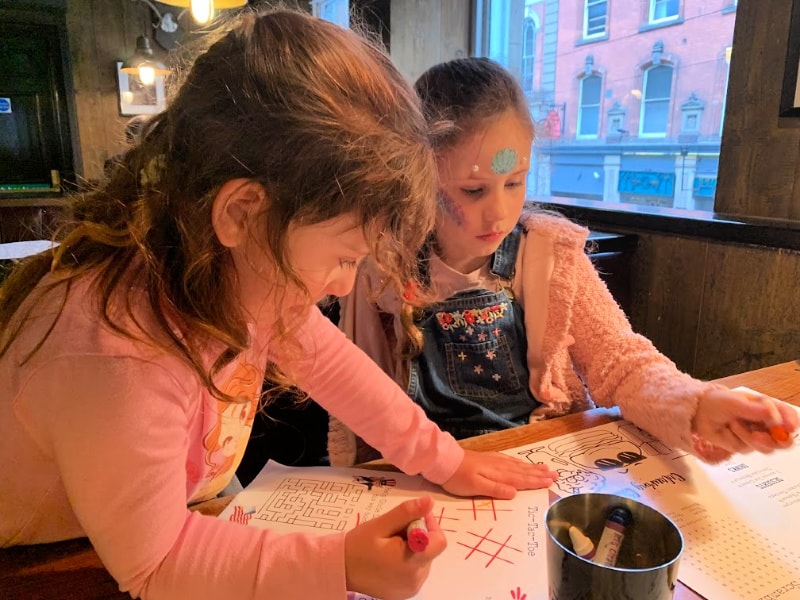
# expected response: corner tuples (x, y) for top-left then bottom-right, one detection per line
(693, 386), (799, 461)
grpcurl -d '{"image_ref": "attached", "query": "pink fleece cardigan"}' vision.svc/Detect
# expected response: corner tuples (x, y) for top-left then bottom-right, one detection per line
(329, 212), (725, 466)
(0, 273), (463, 599)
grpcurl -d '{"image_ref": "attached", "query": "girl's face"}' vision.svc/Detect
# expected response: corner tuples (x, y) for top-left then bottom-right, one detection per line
(285, 214), (371, 303)
(218, 180), (371, 323)
(435, 110), (533, 273)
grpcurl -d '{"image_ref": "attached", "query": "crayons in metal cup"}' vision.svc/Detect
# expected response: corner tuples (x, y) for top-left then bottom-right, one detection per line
(546, 493), (683, 600)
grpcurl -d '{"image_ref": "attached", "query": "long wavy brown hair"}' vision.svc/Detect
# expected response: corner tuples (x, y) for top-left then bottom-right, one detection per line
(0, 8), (437, 403)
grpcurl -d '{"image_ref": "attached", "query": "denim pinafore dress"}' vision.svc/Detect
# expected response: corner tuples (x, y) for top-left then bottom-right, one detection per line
(407, 225), (540, 439)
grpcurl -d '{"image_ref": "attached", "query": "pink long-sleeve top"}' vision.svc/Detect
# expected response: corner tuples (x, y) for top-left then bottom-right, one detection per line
(330, 212), (723, 466)
(0, 272), (463, 599)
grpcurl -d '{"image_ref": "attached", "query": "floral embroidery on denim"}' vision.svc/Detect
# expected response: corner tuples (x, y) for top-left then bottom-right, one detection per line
(435, 302), (508, 331)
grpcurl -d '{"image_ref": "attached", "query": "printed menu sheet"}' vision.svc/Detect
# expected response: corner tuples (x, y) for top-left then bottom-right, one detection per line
(502, 407), (800, 600)
(220, 462), (550, 600)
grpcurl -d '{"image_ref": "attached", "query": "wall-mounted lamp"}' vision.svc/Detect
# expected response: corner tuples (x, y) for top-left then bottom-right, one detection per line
(158, 0), (248, 25)
(121, 35), (170, 86)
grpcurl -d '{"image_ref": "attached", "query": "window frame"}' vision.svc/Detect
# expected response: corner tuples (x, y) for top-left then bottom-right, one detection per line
(638, 63), (673, 138)
(720, 48), (732, 134)
(522, 16), (536, 97)
(584, 0), (608, 39)
(577, 73), (603, 138)
(649, 0), (680, 25)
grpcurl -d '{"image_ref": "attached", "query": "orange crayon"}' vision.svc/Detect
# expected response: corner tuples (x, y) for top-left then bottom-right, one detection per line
(769, 424), (790, 443)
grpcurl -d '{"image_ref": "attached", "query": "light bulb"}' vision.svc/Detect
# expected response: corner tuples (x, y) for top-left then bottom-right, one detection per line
(138, 66), (156, 86)
(191, 0), (212, 24)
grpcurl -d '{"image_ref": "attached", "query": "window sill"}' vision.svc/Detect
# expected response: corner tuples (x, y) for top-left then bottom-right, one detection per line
(637, 17), (684, 34)
(529, 195), (800, 251)
(575, 33), (609, 47)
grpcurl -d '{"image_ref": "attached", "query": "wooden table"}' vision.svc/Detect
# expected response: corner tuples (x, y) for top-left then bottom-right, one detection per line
(2, 360), (799, 599)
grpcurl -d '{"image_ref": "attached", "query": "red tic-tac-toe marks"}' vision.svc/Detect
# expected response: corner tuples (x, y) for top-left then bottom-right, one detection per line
(456, 497), (513, 520)
(432, 505), (461, 533)
(457, 527), (522, 567)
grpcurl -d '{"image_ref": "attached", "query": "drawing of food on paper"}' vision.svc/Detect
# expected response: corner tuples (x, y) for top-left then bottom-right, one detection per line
(509, 421), (684, 498)
(219, 463), (550, 600)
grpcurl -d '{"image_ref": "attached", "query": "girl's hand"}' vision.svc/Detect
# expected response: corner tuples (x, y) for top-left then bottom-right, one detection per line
(693, 387), (799, 459)
(441, 449), (558, 499)
(344, 496), (445, 600)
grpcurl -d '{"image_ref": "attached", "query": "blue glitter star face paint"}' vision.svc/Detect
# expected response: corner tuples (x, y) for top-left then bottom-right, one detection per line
(491, 148), (518, 174)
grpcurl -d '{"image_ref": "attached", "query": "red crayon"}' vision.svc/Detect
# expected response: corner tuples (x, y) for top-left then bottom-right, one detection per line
(406, 517), (429, 553)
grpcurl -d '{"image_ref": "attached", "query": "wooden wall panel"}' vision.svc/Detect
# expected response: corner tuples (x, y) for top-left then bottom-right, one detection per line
(716, 0), (800, 220)
(628, 233), (800, 380)
(628, 234), (706, 373)
(439, 0), (470, 65)
(694, 244), (800, 377)
(66, 0), (141, 183)
(390, 0), (469, 84)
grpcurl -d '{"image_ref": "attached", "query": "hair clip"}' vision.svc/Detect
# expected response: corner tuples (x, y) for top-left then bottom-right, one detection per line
(139, 154), (166, 187)
(402, 280), (419, 302)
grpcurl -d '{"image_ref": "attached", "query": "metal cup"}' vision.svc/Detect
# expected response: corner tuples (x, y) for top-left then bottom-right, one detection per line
(545, 493), (683, 600)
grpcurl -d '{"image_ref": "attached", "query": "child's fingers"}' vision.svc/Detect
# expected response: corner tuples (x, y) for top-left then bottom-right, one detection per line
(472, 477), (517, 500)
(443, 450), (558, 499)
(706, 387), (797, 451)
(731, 390), (797, 447)
(490, 459), (558, 490)
(776, 402), (800, 432)
(373, 497), (446, 556)
(728, 387), (784, 426)
(728, 420), (774, 453)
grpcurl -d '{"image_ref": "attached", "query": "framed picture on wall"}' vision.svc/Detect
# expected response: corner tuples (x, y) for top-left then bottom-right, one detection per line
(115, 61), (166, 116)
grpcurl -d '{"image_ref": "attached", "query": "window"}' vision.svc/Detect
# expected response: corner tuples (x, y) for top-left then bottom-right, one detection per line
(584, 0), (608, 38)
(650, 0), (679, 24)
(475, 0), (737, 212)
(522, 17), (536, 97)
(578, 75), (602, 137)
(311, 0), (349, 28)
(640, 64), (673, 136)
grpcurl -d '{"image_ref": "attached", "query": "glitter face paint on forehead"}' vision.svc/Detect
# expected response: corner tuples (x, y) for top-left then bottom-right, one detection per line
(438, 189), (465, 227)
(471, 148), (529, 175)
(491, 148), (518, 174)
(439, 111), (534, 184)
